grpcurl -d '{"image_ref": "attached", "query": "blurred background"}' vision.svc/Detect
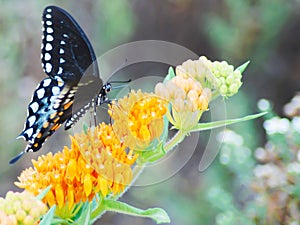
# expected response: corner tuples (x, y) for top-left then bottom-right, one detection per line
(1, 0), (300, 224)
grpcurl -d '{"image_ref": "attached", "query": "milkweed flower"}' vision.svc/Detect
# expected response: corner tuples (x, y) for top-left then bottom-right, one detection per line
(109, 90), (167, 151)
(0, 211), (16, 225)
(199, 56), (242, 97)
(0, 191), (47, 225)
(155, 69), (212, 131)
(15, 123), (137, 217)
(76, 123), (138, 194)
(175, 57), (215, 86)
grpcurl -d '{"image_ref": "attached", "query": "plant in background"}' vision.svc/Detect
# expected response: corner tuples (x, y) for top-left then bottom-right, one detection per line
(10, 56), (264, 224)
(205, 97), (300, 225)
(204, 0), (289, 62)
(250, 98), (300, 224)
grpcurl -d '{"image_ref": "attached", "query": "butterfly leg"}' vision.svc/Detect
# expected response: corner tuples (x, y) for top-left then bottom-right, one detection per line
(93, 99), (97, 126)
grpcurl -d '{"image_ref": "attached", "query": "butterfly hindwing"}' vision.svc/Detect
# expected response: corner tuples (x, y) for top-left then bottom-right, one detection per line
(18, 76), (65, 151)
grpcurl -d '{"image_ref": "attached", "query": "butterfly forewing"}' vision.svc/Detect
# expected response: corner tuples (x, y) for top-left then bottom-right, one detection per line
(11, 6), (107, 164)
(41, 6), (99, 81)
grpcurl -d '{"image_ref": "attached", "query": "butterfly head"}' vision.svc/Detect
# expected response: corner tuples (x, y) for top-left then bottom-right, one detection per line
(96, 83), (112, 105)
(103, 83), (112, 94)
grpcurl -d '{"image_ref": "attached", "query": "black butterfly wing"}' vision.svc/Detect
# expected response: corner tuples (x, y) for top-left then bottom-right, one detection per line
(17, 76), (65, 148)
(42, 5), (103, 117)
(41, 6), (99, 81)
(12, 6), (103, 163)
(42, 6), (104, 130)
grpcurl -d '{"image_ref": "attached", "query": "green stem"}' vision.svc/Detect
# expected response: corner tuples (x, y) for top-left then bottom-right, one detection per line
(91, 196), (105, 221)
(164, 130), (186, 152)
(109, 132), (185, 202)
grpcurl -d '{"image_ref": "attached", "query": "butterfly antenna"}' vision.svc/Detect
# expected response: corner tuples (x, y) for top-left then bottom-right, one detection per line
(112, 84), (131, 90)
(109, 79), (131, 84)
(9, 151), (25, 164)
(93, 100), (97, 126)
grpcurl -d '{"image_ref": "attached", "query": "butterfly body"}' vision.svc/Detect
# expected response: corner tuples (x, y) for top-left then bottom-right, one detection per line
(10, 6), (110, 164)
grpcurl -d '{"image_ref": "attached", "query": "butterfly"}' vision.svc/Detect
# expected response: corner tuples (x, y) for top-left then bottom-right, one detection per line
(10, 5), (112, 164)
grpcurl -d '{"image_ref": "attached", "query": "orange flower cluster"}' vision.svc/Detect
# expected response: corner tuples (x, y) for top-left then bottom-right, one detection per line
(109, 90), (167, 150)
(15, 123), (137, 211)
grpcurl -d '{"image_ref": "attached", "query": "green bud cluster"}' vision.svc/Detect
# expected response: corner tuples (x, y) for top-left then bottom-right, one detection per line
(0, 191), (47, 225)
(200, 56), (243, 97)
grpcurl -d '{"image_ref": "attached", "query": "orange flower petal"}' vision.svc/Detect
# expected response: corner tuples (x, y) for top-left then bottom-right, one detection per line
(83, 174), (92, 197)
(67, 188), (74, 210)
(55, 185), (64, 208)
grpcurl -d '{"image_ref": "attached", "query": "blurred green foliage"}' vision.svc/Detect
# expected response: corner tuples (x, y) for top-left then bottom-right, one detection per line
(204, 0), (290, 63)
(94, 0), (135, 50)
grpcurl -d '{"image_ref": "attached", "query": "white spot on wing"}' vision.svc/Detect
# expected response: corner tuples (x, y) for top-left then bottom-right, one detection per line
(53, 103), (60, 109)
(60, 40), (66, 45)
(46, 35), (54, 42)
(59, 48), (64, 54)
(44, 52), (51, 61)
(46, 8), (52, 13)
(28, 115), (36, 127)
(60, 58), (66, 64)
(43, 78), (51, 87)
(58, 81), (64, 87)
(46, 27), (54, 34)
(45, 14), (51, 19)
(52, 86), (60, 95)
(30, 102), (39, 113)
(49, 96), (56, 103)
(36, 88), (45, 99)
(58, 67), (63, 74)
(45, 63), (52, 73)
(24, 128), (33, 138)
(46, 20), (52, 26)
(55, 76), (64, 82)
(45, 43), (52, 51)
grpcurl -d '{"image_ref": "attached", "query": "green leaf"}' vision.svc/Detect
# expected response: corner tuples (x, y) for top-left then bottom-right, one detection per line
(104, 199), (170, 224)
(83, 123), (89, 135)
(190, 112), (267, 133)
(39, 205), (56, 225)
(161, 113), (170, 143)
(36, 185), (51, 201)
(164, 67), (175, 82)
(75, 203), (91, 225)
(236, 61), (250, 74)
(140, 142), (166, 163)
(50, 218), (70, 225)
